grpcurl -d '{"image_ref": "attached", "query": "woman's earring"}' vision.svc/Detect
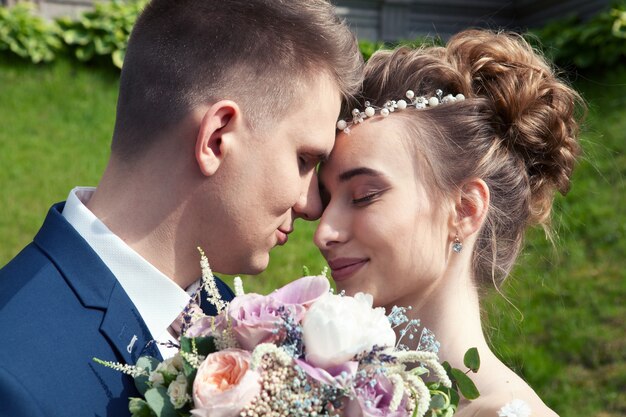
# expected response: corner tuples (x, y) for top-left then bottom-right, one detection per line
(452, 235), (463, 253)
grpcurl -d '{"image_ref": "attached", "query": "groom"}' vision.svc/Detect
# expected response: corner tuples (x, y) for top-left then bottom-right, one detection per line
(0, 0), (361, 416)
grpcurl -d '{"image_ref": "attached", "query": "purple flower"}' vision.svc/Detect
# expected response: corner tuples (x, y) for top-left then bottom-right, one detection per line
(270, 275), (330, 308)
(227, 293), (305, 351)
(226, 276), (328, 351)
(345, 375), (409, 417)
(295, 359), (358, 389)
(185, 314), (226, 338)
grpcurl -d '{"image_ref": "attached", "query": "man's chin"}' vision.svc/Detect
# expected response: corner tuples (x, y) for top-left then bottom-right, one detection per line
(241, 253), (270, 276)
(211, 254), (269, 276)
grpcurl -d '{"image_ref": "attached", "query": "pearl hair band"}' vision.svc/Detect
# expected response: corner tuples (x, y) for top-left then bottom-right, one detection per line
(336, 89), (465, 134)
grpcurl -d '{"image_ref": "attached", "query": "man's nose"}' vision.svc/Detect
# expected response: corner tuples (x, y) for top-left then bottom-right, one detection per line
(293, 173), (323, 221)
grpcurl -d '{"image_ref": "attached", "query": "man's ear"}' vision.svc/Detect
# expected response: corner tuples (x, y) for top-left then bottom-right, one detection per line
(195, 100), (242, 177)
(449, 178), (490, 240)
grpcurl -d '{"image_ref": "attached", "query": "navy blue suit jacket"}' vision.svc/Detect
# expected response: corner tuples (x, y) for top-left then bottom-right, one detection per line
(0, 203), (234, 417)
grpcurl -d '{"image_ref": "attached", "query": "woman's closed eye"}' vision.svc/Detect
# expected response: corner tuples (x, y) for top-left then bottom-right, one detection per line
(352, 189), (387, 206)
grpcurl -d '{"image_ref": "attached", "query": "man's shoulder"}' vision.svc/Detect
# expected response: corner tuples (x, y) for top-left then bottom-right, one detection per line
(0, 242), (56, 301)
(0, 242), (136, 417)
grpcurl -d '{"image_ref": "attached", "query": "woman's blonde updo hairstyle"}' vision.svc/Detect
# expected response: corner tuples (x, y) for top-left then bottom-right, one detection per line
(353, 29), (584, 286)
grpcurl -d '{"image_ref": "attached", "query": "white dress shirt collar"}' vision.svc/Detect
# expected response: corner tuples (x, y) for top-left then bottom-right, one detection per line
(62, 186), (193, 358)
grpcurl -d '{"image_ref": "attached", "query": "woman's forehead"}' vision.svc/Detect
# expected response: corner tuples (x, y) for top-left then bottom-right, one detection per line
(321, 118), (416, 184)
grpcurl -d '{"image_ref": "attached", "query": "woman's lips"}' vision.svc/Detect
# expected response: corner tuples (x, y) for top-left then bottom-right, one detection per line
(328, 257), (369, 281)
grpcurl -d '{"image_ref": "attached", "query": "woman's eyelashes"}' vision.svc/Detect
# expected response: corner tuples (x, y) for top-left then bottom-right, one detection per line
(352, 189), (387, 206)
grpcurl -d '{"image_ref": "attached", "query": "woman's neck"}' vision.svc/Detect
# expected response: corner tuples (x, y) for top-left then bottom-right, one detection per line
(387, 260), (492, 371)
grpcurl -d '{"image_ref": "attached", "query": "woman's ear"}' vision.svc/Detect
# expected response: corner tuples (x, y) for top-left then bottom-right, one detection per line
(195, 100), (242, 177)
(449, 178), (490, 240)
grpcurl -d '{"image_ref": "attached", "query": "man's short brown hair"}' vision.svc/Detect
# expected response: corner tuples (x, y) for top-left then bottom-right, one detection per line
(112, 0), (362, 159)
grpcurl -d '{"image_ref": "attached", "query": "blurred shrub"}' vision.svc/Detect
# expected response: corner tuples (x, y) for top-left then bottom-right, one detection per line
(56, 0), (147, 68)
(530, 1), (626, 69)
(1, 1), (626, 71)
(0, 2), (62, 63)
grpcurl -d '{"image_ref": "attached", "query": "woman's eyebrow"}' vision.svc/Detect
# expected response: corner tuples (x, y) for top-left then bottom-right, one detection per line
(338, 167), (384, 182)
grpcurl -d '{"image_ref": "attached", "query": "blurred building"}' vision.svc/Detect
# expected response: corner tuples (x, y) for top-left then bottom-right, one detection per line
(0, 0), (613, 41)
(333, 0), (611, 41)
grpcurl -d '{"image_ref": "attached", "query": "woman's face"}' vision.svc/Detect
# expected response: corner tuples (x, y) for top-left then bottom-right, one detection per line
(314, 118), (452, 310)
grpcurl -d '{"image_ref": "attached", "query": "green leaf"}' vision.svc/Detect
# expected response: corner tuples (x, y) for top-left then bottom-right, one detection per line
(450, 369), (480, 400)
(63, 29), (90, 45)
(463, 347), (480, 372)
(183, 365), (197, 384)
(429, 393), (446, 410)
(144, 386), (177, 417)
(443, 407), (455, 417)
(302, 265), (310, 276)
(94, 36), (113, 54)
(448, 388), (460, 408)
(112, 48), (125, 68)
(76, 43), (95, 61)
(442, 361), (453, 379)
(180, 336), (216, 356)
(133, 356), (160, 395)
(129, 397), (157, 417)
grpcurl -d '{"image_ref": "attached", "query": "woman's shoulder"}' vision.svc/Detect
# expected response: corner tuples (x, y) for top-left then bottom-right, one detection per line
(456, 388), (559, 417)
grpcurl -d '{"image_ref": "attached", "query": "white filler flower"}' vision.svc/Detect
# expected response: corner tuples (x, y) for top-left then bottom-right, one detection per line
(302, 292), (396, 369)
(498, 399), (532, 417)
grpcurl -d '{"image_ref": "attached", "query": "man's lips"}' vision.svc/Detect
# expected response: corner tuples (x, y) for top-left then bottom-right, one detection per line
(327, 257), (369, 281)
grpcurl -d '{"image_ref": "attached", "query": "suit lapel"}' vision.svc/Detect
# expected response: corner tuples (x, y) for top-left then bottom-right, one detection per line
(34, 203), (161, 363)
(100, 282), (162, 362)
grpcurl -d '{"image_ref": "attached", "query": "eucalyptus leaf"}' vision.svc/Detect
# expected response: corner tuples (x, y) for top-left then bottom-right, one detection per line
(145, 386), (177, 417)
(450, 369), (480, 400)
(429, 393), (446, 410)
(134, 356), (160, 395)
(180, 336), (216, 356)
(463, 347), (480, 372)
(129, 397), (157, 417)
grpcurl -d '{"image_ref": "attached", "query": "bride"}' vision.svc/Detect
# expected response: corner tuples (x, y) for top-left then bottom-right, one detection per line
(314, 29), (583, 416)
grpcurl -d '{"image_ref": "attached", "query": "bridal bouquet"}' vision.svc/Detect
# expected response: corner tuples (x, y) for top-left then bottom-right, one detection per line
(96, 250), (479, 417)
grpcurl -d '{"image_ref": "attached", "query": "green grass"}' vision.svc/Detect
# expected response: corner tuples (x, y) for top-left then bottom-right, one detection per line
(1, 57), (624, 416)
(0, 57), (118, 262)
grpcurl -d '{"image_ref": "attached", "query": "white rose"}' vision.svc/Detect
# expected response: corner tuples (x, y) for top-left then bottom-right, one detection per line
(156, 354), (183, 377)
(148, 370), (165, 387)
(302, 292), (396, 369)
(167, 374), (190, 409)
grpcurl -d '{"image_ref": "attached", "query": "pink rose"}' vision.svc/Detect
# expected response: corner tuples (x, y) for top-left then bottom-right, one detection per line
(191, 349), (261, 417)
(270, 275), (330, 308)
(226, 276), (329, 351)
(185, 314), (226, 338)
(227, 293), (304, 350)
(295, 359), (357, 389)
(345, 375), (409, 417)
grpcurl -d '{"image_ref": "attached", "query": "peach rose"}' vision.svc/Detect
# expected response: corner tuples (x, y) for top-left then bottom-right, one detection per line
(191, 349), (261, 417)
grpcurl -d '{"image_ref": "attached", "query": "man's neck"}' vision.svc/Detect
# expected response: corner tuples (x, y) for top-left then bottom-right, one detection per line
(86, 163), (201, 290)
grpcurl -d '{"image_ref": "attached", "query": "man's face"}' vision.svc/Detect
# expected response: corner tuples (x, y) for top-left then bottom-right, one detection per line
(211, 75), (341, 274)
